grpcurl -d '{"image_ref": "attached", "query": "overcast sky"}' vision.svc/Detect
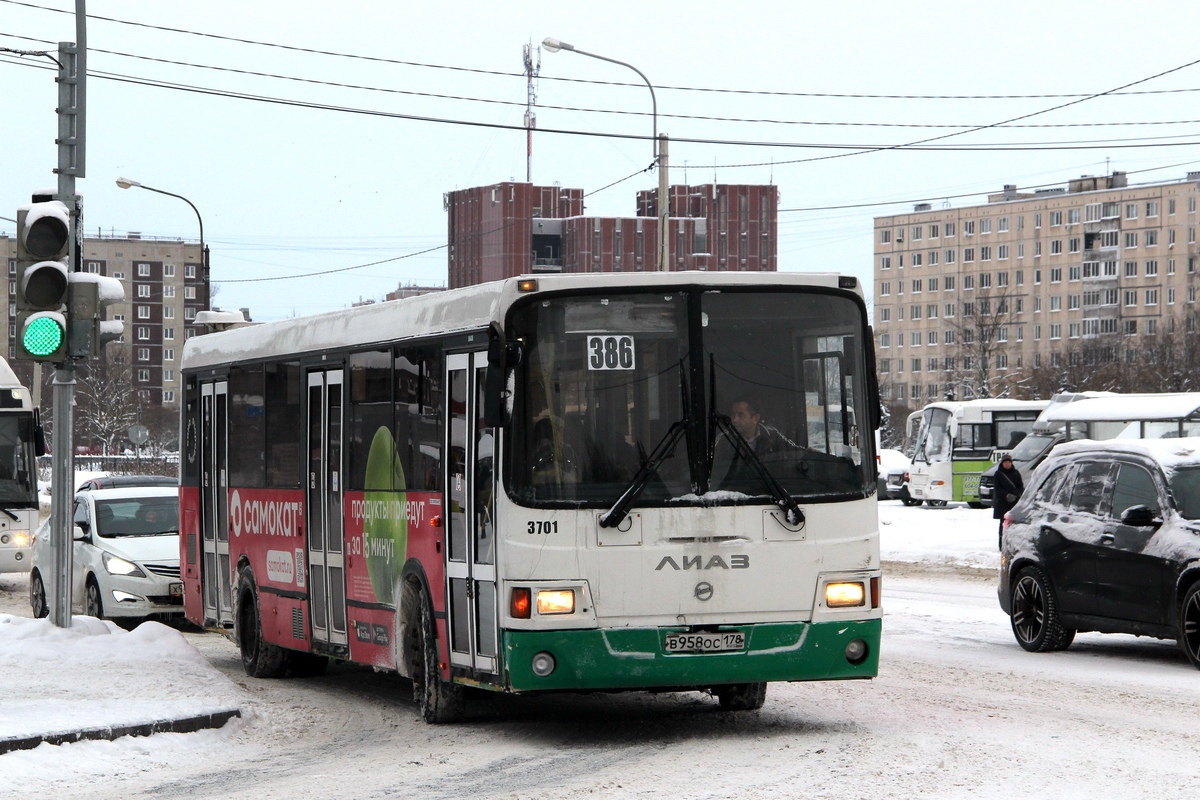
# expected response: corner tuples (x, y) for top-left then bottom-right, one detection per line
(4, 0), (1200, 321)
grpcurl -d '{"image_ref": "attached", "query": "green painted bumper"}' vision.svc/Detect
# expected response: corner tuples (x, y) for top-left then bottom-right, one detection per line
(503, 619), (880, 693)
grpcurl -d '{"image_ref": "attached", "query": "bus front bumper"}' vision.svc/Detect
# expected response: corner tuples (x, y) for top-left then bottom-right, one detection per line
(502, 618), (880, 693)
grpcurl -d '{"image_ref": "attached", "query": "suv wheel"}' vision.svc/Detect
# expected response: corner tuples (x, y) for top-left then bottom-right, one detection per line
(1010, 566), (1075, 652)
(1178, 582), (1200, 670)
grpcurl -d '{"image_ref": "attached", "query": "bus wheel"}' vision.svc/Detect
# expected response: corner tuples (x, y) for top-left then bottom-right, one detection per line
(237, 566), (289, 678)
(414, 591), (465, 724)
(714, 682), (767, 711)
(29, 570), (48, 618)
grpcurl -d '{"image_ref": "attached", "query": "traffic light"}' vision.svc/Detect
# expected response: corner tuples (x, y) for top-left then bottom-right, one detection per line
(67, 274), (125, 359)
(14, 200), (71, 362)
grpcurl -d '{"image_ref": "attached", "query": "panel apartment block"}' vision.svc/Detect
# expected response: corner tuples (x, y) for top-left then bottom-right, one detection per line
(873, 171), (1200, 405)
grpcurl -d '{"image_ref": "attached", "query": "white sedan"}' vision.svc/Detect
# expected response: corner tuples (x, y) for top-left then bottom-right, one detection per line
(29, 486), (182, 624)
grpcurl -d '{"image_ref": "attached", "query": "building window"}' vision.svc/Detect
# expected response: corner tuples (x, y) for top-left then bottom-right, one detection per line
(164, 286), (176, 298)
(944, 276), (955, 290)
(980, 246), (991, 261)
(944, 222), (955, 237)
(163, 390), (175, 403)
(1125, 232), (1138, 248)
(137, 284), (151, 298)
(137, 369), (150, 382)
(1146, 289), (1159, 306)
(1050, 268), (1062, 283)
(1126, 203), (1138, 220)
(164, 306), (176, 320)
(137, 326), (149, 340)
(164, 369), (175, 382)
(930, 224), (940, 238)
(185, 265), (196, 278)
(1125, 261), (1138, 278)
(1050, 211), (1063, 227)
(1146, 260), (1158, 276)
(1050, 240), (1063, 255)
(998, 244), (1009, 260)
(137, 348), (150, 361)
(980, 219), (991, 234)
(164, 327), (175, 341)
(964, 221), (975, 236)
(184, 286), (197, 300)
(1145, 230), (1158, 247)
(184, 307), (196, 321)
(137, 306), (150, 319)
(1068, 238), (1080, 253)
(164, 264), (175, 278)
(164, 348), (174, 361)
(1147, 201), (1159, 217)
(1068, 209), (1081, 224)
(138, 263), (151, 277)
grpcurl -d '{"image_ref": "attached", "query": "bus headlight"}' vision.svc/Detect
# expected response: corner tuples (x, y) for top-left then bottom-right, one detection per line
(825, 581), (866, 608)
(536, 589), (575, 615)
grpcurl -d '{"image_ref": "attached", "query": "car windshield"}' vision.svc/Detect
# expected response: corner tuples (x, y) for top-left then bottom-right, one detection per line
(1169, 467), (1200, 520)
(506, 287), (873, 506)
(94, 497), (179, 537)
(1007, 433), (1058, 464)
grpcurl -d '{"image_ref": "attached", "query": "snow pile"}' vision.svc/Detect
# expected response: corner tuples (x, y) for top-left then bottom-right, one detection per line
(0, 615), (243, 741)
(878, 499), (1000, 571)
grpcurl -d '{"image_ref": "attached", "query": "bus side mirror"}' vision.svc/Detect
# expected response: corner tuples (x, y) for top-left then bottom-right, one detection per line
(33, 409), (47, 457)
(484, 337), (522, 428)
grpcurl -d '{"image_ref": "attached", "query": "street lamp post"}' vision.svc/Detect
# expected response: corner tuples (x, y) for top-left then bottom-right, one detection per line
(542, 38), (669, 272)
(115, 178), (207, 280)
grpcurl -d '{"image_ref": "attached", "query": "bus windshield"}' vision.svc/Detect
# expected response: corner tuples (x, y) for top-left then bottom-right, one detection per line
(914, 407), (952, 465)
(0, 414), (38, 508)
(507, 287), (873, 506)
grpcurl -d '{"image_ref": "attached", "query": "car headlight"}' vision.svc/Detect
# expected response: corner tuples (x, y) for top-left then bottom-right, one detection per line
(102, 552), (146, 578)
(12, 532), (29, 548)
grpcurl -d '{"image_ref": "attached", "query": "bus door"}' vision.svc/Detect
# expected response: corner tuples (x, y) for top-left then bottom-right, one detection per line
(200, 380), (233, 627)
(444, 351), (499, 676)
(306, 369), (348, 650)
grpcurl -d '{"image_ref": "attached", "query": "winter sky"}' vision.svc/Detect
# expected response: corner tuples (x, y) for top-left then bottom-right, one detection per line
(4, 0), (1200, 320)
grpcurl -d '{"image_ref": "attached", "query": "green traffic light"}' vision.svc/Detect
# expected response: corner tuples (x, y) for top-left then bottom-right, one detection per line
(22, 315), (65, 358)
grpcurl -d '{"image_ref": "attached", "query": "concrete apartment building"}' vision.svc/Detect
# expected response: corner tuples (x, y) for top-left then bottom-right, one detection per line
(445, 181), (778, 286)
(873, 171), (1200, 404)
(1, 233), (210, 406)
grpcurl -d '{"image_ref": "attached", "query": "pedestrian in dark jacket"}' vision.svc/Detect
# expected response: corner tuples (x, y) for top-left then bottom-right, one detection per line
(993, 455), (1025, 548)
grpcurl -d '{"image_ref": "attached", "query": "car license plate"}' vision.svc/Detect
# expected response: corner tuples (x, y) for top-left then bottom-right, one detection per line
(664, 631), (745, 653)
(170, 582), (183, 598)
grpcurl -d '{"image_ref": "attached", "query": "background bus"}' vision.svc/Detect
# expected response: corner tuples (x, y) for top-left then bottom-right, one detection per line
(980, 391), (1200, 503)
(908, 399), (1049, 507)
(180, 272), (883, 722)
(0, 357), (43, 574)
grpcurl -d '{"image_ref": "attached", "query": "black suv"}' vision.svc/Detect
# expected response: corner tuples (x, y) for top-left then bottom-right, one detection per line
(998, 438), (1200, 668)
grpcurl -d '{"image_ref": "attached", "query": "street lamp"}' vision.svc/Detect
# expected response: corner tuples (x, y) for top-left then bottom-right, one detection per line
(542, 38), (670, 272)
(115, 178), (208, 280)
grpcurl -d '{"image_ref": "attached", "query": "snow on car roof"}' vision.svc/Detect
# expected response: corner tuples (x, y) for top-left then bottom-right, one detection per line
(1049, 436), (1200, 470)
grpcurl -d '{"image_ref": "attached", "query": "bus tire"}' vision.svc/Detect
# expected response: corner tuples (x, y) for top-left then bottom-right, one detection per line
(237, 566), (289, 678)
(715, 682), (767, 711)
(29, 569), (48, 618)
(414, 590), (465, 724)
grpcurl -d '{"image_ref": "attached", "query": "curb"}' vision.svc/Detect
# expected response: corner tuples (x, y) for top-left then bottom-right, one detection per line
(0, 708), (241, 755)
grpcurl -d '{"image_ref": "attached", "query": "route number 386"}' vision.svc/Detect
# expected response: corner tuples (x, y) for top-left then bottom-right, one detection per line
(587, 335), (635, 370)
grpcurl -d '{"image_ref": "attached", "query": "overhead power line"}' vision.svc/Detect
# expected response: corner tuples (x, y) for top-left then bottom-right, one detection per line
(4, 0), (1200, 102)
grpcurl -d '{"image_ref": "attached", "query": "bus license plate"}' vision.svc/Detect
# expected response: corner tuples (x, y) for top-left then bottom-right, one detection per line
(664, 632), (745, 653)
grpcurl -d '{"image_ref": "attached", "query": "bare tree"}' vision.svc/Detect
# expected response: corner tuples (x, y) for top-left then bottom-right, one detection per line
(75, 356), (140, 455)
(946, 285), (1022, 399)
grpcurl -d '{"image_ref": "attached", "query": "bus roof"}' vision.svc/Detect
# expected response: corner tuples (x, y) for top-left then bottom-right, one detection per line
(919, 399), (1050, 415)
(1038, 392), (1200, 423)
(182, 271), (862, 371)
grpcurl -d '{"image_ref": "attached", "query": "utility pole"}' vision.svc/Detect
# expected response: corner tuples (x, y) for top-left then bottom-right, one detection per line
(523, 42), (540, 183)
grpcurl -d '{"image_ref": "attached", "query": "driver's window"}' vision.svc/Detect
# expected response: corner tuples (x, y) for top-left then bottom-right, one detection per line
(1111, 463), (1160, 519)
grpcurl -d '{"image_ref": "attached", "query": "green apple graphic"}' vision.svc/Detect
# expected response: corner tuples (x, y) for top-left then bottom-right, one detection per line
(363, 425), (407, 605)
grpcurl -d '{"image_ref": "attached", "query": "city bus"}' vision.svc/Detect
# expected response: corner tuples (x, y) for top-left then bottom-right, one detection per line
(179, 272), (883, 722)
(907, 399), (1049, 508)
(0, 357), (43, 576)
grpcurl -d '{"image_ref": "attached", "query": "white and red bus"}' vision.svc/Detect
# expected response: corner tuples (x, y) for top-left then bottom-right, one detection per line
(180, 271), (883, 722)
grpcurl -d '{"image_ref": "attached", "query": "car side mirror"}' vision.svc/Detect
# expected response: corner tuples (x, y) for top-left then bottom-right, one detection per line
(73, 524), (88, 541)
(1120, 505), (1161, 528)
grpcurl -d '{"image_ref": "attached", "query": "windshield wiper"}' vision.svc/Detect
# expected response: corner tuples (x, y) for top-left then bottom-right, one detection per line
(600, 359), (691, 529)
(599, 419), (688, 529)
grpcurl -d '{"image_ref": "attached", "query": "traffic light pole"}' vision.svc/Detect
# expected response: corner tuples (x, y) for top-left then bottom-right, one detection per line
(48, 31), (85, 628)
(49, 366), (74, 627)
